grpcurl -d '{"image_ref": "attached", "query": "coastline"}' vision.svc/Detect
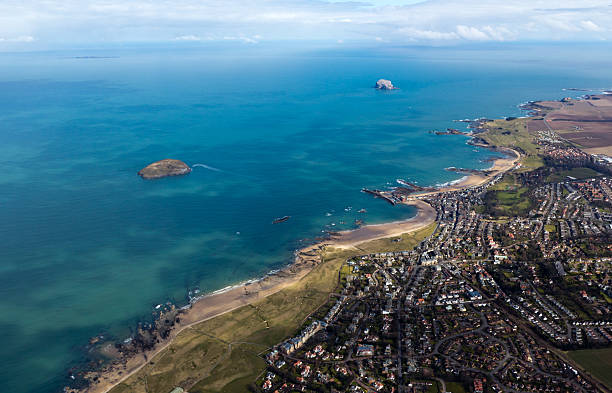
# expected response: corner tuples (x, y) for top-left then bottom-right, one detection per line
(80, 199), (437, 393)
(330, 199), (436, 249)
(80, 132), (518, 393)
(411, 146), (521, 198)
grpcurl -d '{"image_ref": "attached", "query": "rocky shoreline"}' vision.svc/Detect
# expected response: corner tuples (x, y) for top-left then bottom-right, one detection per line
(68, 239), (331, 393)
(66, 200), (438, 393)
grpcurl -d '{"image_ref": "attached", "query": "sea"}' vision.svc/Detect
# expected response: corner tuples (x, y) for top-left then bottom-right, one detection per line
(0, 42), (610, 392)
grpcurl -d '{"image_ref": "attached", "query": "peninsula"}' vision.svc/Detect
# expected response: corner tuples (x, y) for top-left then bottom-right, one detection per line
(137, 159), (191, 179)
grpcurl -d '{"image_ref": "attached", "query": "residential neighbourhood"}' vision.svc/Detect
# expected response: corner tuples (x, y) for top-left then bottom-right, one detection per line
(258, 156), (612, 392)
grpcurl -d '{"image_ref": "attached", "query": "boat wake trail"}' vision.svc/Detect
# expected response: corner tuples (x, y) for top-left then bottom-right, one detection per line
(192, 162), (259, 181)
(192, 163), (223, 172)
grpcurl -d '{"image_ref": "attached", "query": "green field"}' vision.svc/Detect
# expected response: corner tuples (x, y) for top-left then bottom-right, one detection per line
(109, 223), (437, 393)
(482, 174), (533, 217)
(546, 167), (602, 183)
(445, 381), (467, 393)
(568, 347), (612, 389)
(481, 118), (544, 171)
(350, 224), (437, 254)
(544, 224), (557, 233)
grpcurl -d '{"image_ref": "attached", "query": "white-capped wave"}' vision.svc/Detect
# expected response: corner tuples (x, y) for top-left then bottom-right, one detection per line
(192, 163), (222, 172)
(435, 176), (468, 188)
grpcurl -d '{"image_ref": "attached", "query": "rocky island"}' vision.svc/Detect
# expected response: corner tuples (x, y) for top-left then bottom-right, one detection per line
(137, 159), (191, 179)
(374, 78), (397, 90)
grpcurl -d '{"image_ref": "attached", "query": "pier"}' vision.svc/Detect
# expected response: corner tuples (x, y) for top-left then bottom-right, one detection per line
(361, 188), (398, 205)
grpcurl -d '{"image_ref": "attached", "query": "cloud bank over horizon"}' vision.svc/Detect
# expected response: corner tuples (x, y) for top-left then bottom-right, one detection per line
(1, 0), (611, 47)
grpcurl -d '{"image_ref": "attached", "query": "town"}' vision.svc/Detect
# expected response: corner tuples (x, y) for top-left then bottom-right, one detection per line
(257, 143), (612, 392)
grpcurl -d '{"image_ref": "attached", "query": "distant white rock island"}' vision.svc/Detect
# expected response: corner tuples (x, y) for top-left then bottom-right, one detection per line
(374, 79), (397, 90)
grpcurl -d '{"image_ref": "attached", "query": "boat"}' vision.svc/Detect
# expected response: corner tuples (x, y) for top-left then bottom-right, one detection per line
(358, 208), (367, 213)
(273, 216), (290, 224)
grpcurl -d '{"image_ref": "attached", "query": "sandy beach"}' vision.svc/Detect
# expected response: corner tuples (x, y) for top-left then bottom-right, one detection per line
(331, 199), (436, 249)
(412, 147), (520, 197)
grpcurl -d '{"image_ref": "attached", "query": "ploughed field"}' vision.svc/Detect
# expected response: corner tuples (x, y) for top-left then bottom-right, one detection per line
(531, 95), (612, 154)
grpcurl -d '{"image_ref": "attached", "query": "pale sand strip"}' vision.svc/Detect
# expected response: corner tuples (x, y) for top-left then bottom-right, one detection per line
(331, 199), (436, 249)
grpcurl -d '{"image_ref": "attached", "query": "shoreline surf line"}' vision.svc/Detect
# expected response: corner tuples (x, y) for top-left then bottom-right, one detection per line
(77, 198), (437, 393)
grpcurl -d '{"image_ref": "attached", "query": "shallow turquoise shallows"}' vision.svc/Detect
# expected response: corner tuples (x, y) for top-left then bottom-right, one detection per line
(0, 42), (610, 392)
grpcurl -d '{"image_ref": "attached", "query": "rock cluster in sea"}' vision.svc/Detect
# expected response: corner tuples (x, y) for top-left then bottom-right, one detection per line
(138, 159), (191, 179)
(374, 79), (397, 90)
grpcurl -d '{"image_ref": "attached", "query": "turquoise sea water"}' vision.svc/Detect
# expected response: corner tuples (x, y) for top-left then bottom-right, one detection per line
(0, 43), (610, 392)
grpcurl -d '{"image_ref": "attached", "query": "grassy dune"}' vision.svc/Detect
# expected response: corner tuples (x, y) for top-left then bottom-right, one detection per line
(109, 223), (437, 393)
(481, 118), (544, 171)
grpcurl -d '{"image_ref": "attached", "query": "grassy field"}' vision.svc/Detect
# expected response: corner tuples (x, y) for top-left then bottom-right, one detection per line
(481, 118), (544, 171)
(482, 174), (533, 217)
(489, 173), (519, 192)
(349, 223), (437, 255)
(544, 224), (557, 233)
(444, 381), (467, 393)
(109, 223), (437, 393)
(567, 347), (612, 389)
(546, 167), (602, 183)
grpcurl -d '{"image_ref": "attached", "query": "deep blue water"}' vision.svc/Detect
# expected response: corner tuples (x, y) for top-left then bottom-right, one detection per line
(0, 43), (610, 392)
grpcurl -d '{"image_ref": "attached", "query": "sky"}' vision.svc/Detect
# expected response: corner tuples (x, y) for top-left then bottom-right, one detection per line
(0, 0), (611, 48)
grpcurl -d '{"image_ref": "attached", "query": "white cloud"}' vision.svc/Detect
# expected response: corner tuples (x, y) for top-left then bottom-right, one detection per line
(223, 36), (259, 44)
(0, 35), (35, 42)
(543, 18), (581, 32)
(482, 26), (515, 41)
(456, 25), (490, 41)
(397, 27), (458, 41)
(0, 0), (610, 46)
(580, 20), (603, 32)
(399, 24), (515, 42)
(174, 35), (202, 41)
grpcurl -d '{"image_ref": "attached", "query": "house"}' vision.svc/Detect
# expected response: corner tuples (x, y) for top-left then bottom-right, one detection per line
(356, 344), (374, 357)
